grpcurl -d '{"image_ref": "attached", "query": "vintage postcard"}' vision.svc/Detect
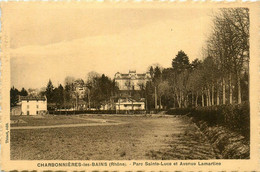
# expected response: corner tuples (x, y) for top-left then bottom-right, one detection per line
(0, 1), (259, 171)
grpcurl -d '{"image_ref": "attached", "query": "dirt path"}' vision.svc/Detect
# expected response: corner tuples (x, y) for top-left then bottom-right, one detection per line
(11, 118), (128, 130)
(131, 116), (217, 159)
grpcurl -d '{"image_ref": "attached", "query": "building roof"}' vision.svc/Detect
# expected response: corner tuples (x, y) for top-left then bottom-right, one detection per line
(117, 97), (144, 103)
(20, 96), (46, 101)
(115, 70), (151, 80)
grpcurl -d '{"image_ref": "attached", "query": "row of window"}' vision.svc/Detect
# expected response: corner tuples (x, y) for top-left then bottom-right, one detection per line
(27, 110), (40, 115)
(123, 104), (142, 107)
(27, 105), (39, 109)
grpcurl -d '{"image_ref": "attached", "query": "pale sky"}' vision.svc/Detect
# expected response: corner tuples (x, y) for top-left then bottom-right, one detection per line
(7, 4), (215, 89)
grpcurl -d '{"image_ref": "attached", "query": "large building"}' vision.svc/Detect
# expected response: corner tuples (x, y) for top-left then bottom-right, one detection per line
(114, 70), (151, 91)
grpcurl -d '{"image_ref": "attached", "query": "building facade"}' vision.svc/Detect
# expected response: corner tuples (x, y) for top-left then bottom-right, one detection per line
(115, 98), (145, 110)
(114, 70), (151, 91)
(74, 79), (87, 99)
(19, 96), (47, 115)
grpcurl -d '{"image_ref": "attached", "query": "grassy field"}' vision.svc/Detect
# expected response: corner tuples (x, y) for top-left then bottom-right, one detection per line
(10, 115), (217, 160)
(10, 115), (99, 126)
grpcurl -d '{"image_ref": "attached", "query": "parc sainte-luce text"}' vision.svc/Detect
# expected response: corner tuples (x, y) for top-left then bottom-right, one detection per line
(91, 161), (222, 167)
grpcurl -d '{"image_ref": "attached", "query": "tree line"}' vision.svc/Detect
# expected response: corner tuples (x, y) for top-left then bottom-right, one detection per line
(45, 73), (119, 110)
(145, 8), (249, 109)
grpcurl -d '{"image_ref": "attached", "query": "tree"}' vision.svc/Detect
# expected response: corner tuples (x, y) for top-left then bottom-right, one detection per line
(172, 50), (190, 73)
(171, 50), (191, 108)
(20, 88), (28, 96)
(162, 68), (176, 108)
(86, 73), (118, 109)
(153, 66), (162, 109)
(10, 86), (19, 107)
(157, 81), (171, 109)
(63, 76), (75, 108)
(39, 87), (46, 97)
(73, 79), (85, 110)
(85, 71), (100, 109)
(149, 66), (154, 79)
(46, 79), (54, 103)
(200, 56), (219, 106)
(187, 59), (202, 107)
(145, 81), (155, 110)
(53, 84), (64, 108)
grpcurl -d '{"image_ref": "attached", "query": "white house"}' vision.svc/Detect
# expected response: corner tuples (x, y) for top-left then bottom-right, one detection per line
(115, 98), (145, 110)
(19, 96), (47, 115)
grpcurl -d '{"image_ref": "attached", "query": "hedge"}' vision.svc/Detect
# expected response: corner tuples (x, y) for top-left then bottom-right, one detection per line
(166, 102), (250, 139)
(48, 109), (159, 115)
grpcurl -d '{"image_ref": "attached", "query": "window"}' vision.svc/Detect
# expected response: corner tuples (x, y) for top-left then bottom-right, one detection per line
(27, 111), (30, 115)
(36, 105), (39, 108)
(27, 105), (29, 109)
(36, 111), (38, 115)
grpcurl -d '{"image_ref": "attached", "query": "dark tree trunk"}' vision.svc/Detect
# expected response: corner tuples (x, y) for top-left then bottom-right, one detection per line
(237, 73), (242, 104)
(229, 73), (233, 104)
(222, 77), (226, 105)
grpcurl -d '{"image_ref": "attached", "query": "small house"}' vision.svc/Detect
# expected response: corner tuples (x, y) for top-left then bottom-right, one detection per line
(19, 96), (47, 115)
(115, 97), (145, 110)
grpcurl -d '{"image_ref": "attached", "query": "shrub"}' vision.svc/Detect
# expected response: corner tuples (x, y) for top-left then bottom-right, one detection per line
(166, 102), (250, 139)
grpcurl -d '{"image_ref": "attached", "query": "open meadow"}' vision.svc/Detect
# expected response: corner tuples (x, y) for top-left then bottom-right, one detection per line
(10, 114), (217, 160)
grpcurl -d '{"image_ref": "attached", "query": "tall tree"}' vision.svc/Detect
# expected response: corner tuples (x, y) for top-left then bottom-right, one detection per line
(153, 66), (162, 109)
(171, 50), (191, 108)
(85, 71), (100, 108)
(46, 79), (54, 103)
(172, 50), (190, 73)
(145, 81), (155, 110)
(53, 84), (64, 108)
(187, 59), (202, 107)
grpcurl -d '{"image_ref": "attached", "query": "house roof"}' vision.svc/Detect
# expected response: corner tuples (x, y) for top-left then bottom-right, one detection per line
(20, 96), (46, 101)
(118, 97), (144, 103)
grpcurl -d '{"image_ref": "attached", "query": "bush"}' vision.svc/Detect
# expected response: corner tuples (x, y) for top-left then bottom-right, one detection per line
(166, 102), (250, 139)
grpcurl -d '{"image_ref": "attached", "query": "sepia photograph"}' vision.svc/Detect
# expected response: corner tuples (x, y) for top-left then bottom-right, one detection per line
(1, 2), (259, 171)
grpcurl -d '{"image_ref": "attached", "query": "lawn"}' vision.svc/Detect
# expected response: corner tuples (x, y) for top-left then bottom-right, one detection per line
(10, 115), (217, 160)
(10, 115), (99, 127)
